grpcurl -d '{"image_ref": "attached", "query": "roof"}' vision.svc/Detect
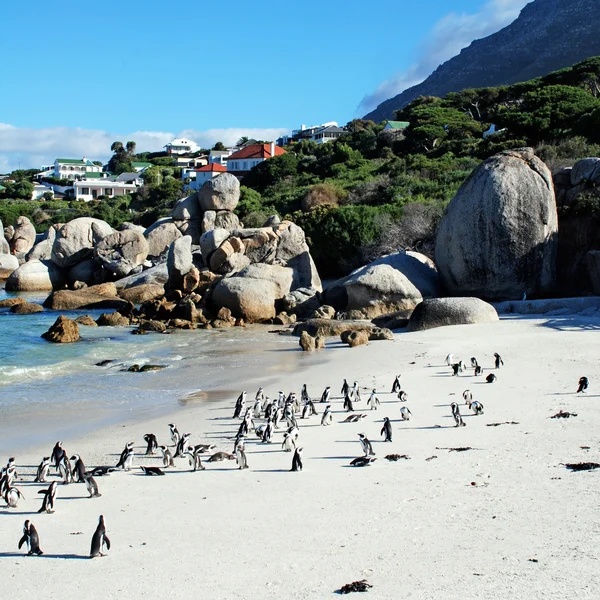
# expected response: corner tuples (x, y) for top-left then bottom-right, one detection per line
(226, 144), (286, 161)
(196, 163), (227, 173)
(83, 172), (104, 179)
(165, 138), (197, 147)
(131, 161), (152, 169)
(319, 126), (346, 134)
(384, 121), (410, 130)
(0, 184), (6, 191)
(56, 158), (94, 165)
(116, 173), (141, 182)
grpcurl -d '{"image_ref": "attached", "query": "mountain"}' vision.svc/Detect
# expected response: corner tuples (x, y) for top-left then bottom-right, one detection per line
(364, 0), (600, 123)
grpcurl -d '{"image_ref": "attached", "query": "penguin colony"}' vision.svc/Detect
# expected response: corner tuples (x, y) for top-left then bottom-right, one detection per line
(1, 351), (588, 559)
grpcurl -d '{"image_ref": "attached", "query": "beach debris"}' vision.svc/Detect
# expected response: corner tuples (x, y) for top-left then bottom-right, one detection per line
(425, 455), (438, 461)
(486, 421), (519, 427)
(385, 454), (410, 461)
(140, 466), (165, 476)
(437, 447), (473, 452)
(564, 462), (600, 472)
(550, 410), (577, 419)
(528, 558), (539, 563)
(337, 579), (373, 594)
(581, 446), (591, 450)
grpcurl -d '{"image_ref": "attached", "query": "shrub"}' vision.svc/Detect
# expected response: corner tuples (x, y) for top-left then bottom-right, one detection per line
(301, 183), (346, 212)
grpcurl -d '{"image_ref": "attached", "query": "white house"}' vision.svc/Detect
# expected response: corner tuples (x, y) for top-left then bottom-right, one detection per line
(54, 157), (101, 180)
(164, 138), (200, 155)
(73, 179), (137, 201)
(32, 183), (54, 200)
(209, 149), (235, 166)
(189, 163), (227, 190)
(225, 143), (286, 177)
(277, 122), (342, 146)
(174, 155), (209, 168)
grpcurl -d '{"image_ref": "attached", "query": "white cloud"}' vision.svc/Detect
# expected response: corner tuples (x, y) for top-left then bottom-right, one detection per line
(359, 0), (531, 114)
(0, 124), (290, 173)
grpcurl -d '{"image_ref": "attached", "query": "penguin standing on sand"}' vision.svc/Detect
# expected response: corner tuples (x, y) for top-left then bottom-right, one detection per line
(398, 390), (408, 402)
(235, 443), (249, 470)
(358, 433), (375, 456)
(577, 377), (589, 394)
(463, 390), (472, 404)
(5, 486), (25, 508)
(351, 381), (361, 402)
(400, 406), (412, 421)
(321, 405), (333, 426)
(494, 353), (504, 369)
(471, 358), (478, 368)
(451, 402), (466, 427)
(71, 454), (86, 483)
(381, 417), (393, 442)
(116, 442), (135, 468)
(320, 386), (331, 403)
(273, 406), (282, 429)
(34, 457), (51, 483)
(159, 445), (175, 468)
(452, 363), (461, 377)
(233, 391), (247, 419)
(367, 390), (380, 410)
(343, 391), (354, 412)
(341, 379), (350, 396)
(186, 446), (206, 472)
(168, 424), (180, 447)
(90, 515), (111, 558)
(51, 442), (66, 473)
(446, 354), (456, 366)
(38, 481), (57, 514)
(18, 521), (43, 556)
(468, 400), (484, 415)
(262, 418), (274, 443)
(291, 447), (303, 472)
(282, 432), (296, 452)
(144, 434), (158, 455)
(391, 375), (402, 394)
(253, 390), (264, 418)
(58, 455), (72, 485)
(175, 434), (190, 458)
(84, 474), (101, 498)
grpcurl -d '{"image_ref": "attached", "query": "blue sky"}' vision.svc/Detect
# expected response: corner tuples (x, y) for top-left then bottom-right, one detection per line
(0, 0), (530, 171)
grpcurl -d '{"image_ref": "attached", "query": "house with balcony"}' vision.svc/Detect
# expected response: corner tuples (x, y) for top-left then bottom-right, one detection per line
(277, 122), (344, 146)
(164, 137), (200, 155)
(54, 157), (102, 180)
(225, 143), (286, 178)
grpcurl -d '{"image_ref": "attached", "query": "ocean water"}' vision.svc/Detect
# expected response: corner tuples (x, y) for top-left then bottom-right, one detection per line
(0, 288), (317, 453)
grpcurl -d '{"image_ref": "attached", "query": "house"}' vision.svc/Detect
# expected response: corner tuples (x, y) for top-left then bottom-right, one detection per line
(209, 149), (236, 166)
(189, 163), (227, 190)
(277, 121), (343, 146)
(54, 157), (102, 180)
(173, 155), (209, 169)
(310, 125), (347, 144)
(225, 143), (286, 177)
(164, 138), (200, 155)
(116, 172), (145, 186)
(73, 178), (137, 201)
(32, 184), (54, 200)
(131, 161), (153, 172)
(383, 121), (410, 132)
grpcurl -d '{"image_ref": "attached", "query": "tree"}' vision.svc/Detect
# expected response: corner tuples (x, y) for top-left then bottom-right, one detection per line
(108, 139), (134, 175)
(111, 141), (123, 152)
(236, 136), (249, 146)
(126, 141), (136, 155)
(3, 180), (34, 200)
(212, 142), (226, 151)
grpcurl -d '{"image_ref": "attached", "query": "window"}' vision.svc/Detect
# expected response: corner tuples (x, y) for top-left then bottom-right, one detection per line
(92, 189), (98, 199)
(81, 187), (90, 195)
(105, 188), (113, 196)
(243, 161), (248, 170)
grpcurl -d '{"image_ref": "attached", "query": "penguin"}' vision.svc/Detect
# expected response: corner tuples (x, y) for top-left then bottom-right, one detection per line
(0, 466), (16, 497)
(58, 455), (73, 484)
(122, 448), (134, 471)
(350, 456), (377, 467)
(367, 390), (380, 410)
(451, 402), (466, 427)
(70, 454), (86, 483)
(34, 457), (51, 483)
(168, 423), (180, 447)
(351, 381), (361, 402)
(470, 357), (478, 368)
(253, 394), (263, 418)
(88, 466), (116, 477)
(51, 441), (66, 473)
(277, 391), (286, 409)
(301, 398), (318, 419)
(381, 417), (392, 442)
(37, 481), (57, 513)
(282, 432), (296, 452)
(18, 520), (43, 556)
(5, 486), (25, 508)
(343, 391), (354, 412)
(84, 474), (101, 498)
(301, 384), (310, 404)
(358, 433), (375, 456)
(446, 353), (456, 366)
(463, 389), (473, 404)
(494, 353), (504, 369)
(158, 445), (175, 468)
(397, 390), (408, 402)
(273, 406), (282, 429)
(175, 433), (190, 458)
(486, 373), (497, 383)
(116, 442), (135, 468)
(291, 447), (303, 472)
(341, 379), (350, 396)
(321, 405), (333, 426)
(233, 391), (247, 419)
(342, 414), (367, 423)
(235, 443), (249, 470)
(320, 386), (331, 403)
(577, 376), (589, 394)
(264, 398), (275, 420)
(474, 365), (483, 376)
(391, 375), (402, 394)
(468, 400), (484, 415)
(207, 452), (236, 463)
(452, 363), (461, 376)
(400, 406), (412, 421)
(144, 434), (158, 455)
(262, 418), (274, 443)
(186, 446), (206, 472)
(140, 466), (165, 476)
(90, 515), (111, 558)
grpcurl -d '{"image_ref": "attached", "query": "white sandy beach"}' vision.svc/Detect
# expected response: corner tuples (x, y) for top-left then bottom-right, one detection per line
(1, 316), (600, 600)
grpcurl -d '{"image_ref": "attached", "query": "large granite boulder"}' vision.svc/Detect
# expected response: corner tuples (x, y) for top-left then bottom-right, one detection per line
(10, 216), (37, 255)
(11, 302), (44, 315)
(570, 158), (600, 186)
(200, 228), (230, 259)
(5, 259), (65, 292)
(211, 277), (279, 323)
(435, 148), (558, 300)
(0, 219), (10, 254)
(43, 283), (126, 311)
(119, 284), (165, 304)
(214, 211), (240, 231)
(235, 263), (294, 296)
(41, 315), (80, 343)
(167, 236), (193, 290)
(198, 173), (240, 211)
(0, 254), (19, 272)
(68, 258), (101, 286)
(144, 220), (182, 257)
(52, 218), (113, 268)
(275, 222), (322, 290)
(407, 297), (499, 332)
(114, 263), (168, 290)
(94, 229), (149, 277)
(172, 194), (202, 221)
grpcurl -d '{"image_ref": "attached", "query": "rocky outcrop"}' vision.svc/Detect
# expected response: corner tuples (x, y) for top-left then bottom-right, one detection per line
(198, 173), (240, 211)
(211, 277), (279, 323)
(114, 263), (168, 290)
(435, 149), (558, 301)
(294, 319), (380, 338)
(96, 312), (130, 327)
(0, 297), (26, 309)
(172, 195), (202, 221)
(118, 284), (165, 304)
(341, 330), (369, 348)
(75, 315), (98, 326)
(144, 220), (182, 257)
(94, 229), (149, 277)
(52, 218), (113, 268)
(26, 226), (56, 261)
(9, 216), (36, 255)
(407, 297), (499, 332)
(0, 254), (19, 273)
(42, 283), (128, 311)
(41, 315), (80, 343)
(5, 259), (65, 292)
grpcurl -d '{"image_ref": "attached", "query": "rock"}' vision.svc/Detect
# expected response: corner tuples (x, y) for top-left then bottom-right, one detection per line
(198, 173), (240, 211)
(315, 335), (325, 349)
(407, 297), (499, 332)
(435, 149), (558, 300)
(137, 319), (167, 333)
(9, 216), (36, 254)
(43, 282), (118, 310)
(114, 263), (169, 290)
(209, 238), (245, 272)
(369, 327), (394, 341)
(171, 195), (202, 221)
(26, 239), (54, 261)
(75, 315), (98, 326)
(585, 251), (600, 295)
(118, 222), (146, 234)
(175, 219), (202, 244)
(144, 220), (183, 257)
(0, 254), (19, 272)
(273, 312), (297, 326)
(264, 215), (281, 227)
(199, 228), (230, 260)
(293, 319), (378, 338)
(217, 253), (250, 274)
(275, 222), (307, 262)
(167, 236), (193, 290)
(214, 211), (240, 231)
(94, 229), (149, 277)
(342, 330), (369, 348)
(181, 267), (200, 293)
(96, 312), (130, 327)
(282, 288), (321, 317)
(299, 331), (317, 351)
(235, 263), (294, 296)
(570, 157), (600, 186)
(10, 302), (44, 314)
(202, 211), (216, 234)
(5, 260), (65, 292)
(41, 315), (80, 343)
(0, 297), (26, 308)
(0, 219), (10, 254)
(4, 225), (14, 244)
(242, 230), (278, 264)
(311, 305), (336, 320)
(211, 277), (279, 323)
(68, 259), (102, 286)
(118, 284), (165, 304)
(371, 312), (410, 330)
(52, 218), (113, 268)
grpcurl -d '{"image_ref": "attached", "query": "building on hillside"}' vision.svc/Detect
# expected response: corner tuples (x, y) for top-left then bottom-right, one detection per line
(73, 178), (137, 201)
(383, 121), (410, 132)
(189, 163), (227, 190)
(131, 161), (153, 172)
(32, 184), (54, 200)
(116, 172), (145, 186)
(53, 157), (102, 180)
(208, 149), (235, 166)
(173, 155), (209, 169)
(164, 138), (200, 155)
(225, 143), (286, 178)
(277, 122), (342, 146)
(310, 125), (347, 144)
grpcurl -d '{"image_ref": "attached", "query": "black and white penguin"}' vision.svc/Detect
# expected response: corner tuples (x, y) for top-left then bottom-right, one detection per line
(58, 455), (72, 485)
(253, 388), (264, 417)
(143, 434), (158, 456)
(186, 446), (206, 472)
(452, 363), (461, 377)
(343, 391), (354, 412)
(446, 353), (456, 366)
(400, 406), (412, 421)
(358, 433), (375, 456)
(351, 381), (361, 402)
(18, 520), (43, 556)
(291, 447), (303, 472)
(470, 357), (478, 368)
(235, 443), (249, 470)
(367, 390), (380, 410)
(397, 390), (408, 402)
(140, 466), (165, 476)
(158, 445), (175, 468)
(301, 384), (310, 403)
(474, 365), (483, 376)
(321, 405), (333, 426)
(84, 474), (101, 498)
(262, 418), (274, 443)
(463, 389), (473, 404)
(0, 465), (17, 498)
(51, 441), (66, 473)
(381, 417), (392, 442)
(486, 373), (497, 383)
(5, 486), (24, 508)
(391, 374), (402, 394)
(233, 391), (247, 419)
(37, 481), (57, 514)
(174, 433), (190, 458)
(494, 353), (504, 369)
(282, 432), (296, 452)
(350, 456), (377, 467)
(341, 379), (350, 396)
(90, 515), (111, 558)
(70, 454), (86, 483)
(207, 452), (236, 463)
(468, 400), (484, 415)
(320, 386), (331, 403)
(116, 442), (135, 468)
(34, 457), (51, 483)
(577, 376), (589, 394)
(88, 466), (116, 477)
(168, 423), (180, 447)
(451, 402), (466, 427)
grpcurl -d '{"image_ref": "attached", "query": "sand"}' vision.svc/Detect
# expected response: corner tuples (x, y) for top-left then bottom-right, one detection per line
(1, 315), (600, 599)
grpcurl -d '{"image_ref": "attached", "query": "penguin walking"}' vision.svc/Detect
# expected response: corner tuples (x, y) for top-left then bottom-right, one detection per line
(341, 379), (350, 396)
(71, 454), (86, 483)
(233, 391), (247, 419)
(358, 433), (375, 456)
(253, 396), (263, 419)
(451, 402), (466, 427)
(391, 375), (401, 394)
(116, 442), (135, 468)
(34, 457), (51, 483)
(486, 373), (497, 384)
(397, 390), (408, 402)
(470, 357), (478, 368)
(5, 486), (25, 508)
(446, 354), (456, 366)
(186, 446), (206, 472)
(320, 386), (331, 403)
(367, 390), (380, 410)
(51, 441), (66, 474)
(321, 405), (333, 426)
(262, 418), (274, 443)
(400, 407), (412, 421)
(18, 521), (43, 556)
(175, 433), (190, 458)
(381, 417), (392, 442)
(38, 481), (57, 514)
(343, 391), (354, 412)
(291, 447), (303, 472)
(351, 381), (361, 402)
(282, 432), (296, 452)
(84, 474), (101, 498)
(301, 384), (310, 404)
(235, 443), (249, 470)
(144, 434), (158, 455)
(577, 376), (589, 394)
(158, 445), (175, 468)
(90, 515), (111, 558)
(494, 353), (504, 369)
(474, 365), (483, 376)
(168, 423), (180, 447)
(58, 455), (72, 485)
(273, 406), (282, 430)
(302, 398), (318, 419)
(462, 390), (473, 404)
(468, 400), (484, 415)
(451, 363), (461, 377)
